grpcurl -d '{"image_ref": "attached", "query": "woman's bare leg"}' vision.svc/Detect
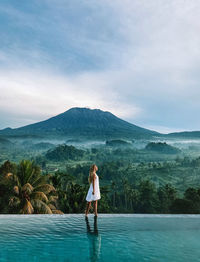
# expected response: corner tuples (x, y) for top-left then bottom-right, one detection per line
(94, 200), (98, 216)
(85, 201), (91, 216)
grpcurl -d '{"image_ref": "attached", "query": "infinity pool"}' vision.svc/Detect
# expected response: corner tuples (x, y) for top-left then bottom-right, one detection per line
(0, 214), (200, 262)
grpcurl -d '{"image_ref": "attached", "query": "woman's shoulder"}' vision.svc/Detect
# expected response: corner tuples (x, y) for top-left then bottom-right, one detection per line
(92, 172), (97, 178)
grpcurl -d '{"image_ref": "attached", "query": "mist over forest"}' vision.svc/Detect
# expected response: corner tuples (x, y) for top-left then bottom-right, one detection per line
(1, 108), (200, 214)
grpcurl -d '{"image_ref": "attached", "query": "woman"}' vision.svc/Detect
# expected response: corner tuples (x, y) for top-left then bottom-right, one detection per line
(85, 164), (101, 217)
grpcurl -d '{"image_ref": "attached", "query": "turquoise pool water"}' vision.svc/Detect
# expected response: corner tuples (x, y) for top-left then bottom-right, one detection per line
(0, 214), (200, 262)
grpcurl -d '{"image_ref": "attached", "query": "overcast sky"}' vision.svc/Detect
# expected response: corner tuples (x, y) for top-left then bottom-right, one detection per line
(0, 0), (200, 133)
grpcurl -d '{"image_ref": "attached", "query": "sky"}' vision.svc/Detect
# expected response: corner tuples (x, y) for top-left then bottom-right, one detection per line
(0, 0), (200, 134)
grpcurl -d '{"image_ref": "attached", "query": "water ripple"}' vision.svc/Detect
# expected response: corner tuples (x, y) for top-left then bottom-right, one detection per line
(0, 214), (200, 262)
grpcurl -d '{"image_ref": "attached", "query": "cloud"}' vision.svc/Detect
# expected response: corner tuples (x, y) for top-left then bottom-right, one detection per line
(0, 68), (143, 129)
(0, 0), (200, 132)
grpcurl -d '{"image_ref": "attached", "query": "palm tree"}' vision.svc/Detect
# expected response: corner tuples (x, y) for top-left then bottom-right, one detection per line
(6, 160), (63, 214)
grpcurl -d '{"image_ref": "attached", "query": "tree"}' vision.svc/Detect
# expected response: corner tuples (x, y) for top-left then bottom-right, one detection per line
(170, 199), (195, 214)
(1, 160), (63, 214)
(183, 187), (200, 213)
(137, 180), (159, 213)
(158, 184), (177, 213)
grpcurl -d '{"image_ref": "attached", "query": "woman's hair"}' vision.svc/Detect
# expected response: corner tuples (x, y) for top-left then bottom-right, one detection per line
(88, 164), (97, 184)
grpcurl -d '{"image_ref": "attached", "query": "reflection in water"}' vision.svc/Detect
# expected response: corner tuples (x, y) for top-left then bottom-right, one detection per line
(85, 216), (101, 262)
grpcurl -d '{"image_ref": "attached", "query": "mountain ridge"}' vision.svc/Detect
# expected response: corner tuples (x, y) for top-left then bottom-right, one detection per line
(0, 107), (160, 139)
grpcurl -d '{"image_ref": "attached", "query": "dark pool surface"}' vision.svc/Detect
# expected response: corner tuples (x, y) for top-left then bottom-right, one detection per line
(0, 214), (200, 262)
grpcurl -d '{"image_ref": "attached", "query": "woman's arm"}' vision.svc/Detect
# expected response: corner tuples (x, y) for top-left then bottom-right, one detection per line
(92, 173), (96, 194)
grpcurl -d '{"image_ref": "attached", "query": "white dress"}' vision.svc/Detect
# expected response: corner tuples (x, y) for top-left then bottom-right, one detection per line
(86, 173), (101, 202)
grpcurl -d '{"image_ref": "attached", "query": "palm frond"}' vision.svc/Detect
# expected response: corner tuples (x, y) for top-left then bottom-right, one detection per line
(20, 199), (34, 214)
(5, 173), (20, 187)
(31, 175), (47, 187)
(48, 195), (58, 204)
(5, 173), (13, 179)
(27, 165), (41, 184)
(34, 184), (56, 194)
(31, 191), (48, 203)
(22, 183), (34, 194)
(31, 199), (53, 214)
(18, 160), (41, 185)
(13, 186), (19, 195)
(48, 203), (56, 210)
(9, 196), (21, 207)
(52, 209), (64, 214)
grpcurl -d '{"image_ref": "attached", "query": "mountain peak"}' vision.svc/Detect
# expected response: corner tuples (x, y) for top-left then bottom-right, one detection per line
(65, 107), (110, 114)
(0, 107), (159, 139)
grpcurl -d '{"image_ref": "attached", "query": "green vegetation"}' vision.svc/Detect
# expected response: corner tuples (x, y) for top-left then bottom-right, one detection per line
(1, 154), (200, 214)
(0, 160), (63, 214)
(145, 142), (181, 154)
(1, 138), (200, 214)
(45, 144), (84, 161)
